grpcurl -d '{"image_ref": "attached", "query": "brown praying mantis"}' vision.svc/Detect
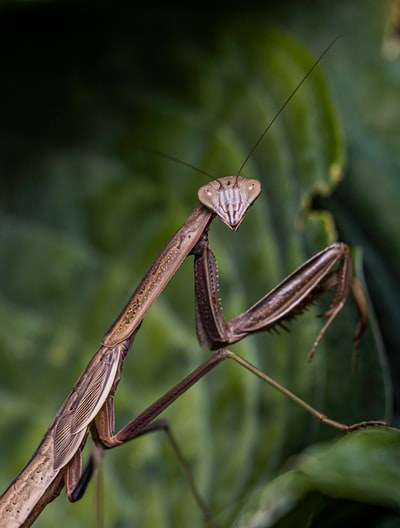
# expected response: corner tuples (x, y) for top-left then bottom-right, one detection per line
(0, 46), (386, 528)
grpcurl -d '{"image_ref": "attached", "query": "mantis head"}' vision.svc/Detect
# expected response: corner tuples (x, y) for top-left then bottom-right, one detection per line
(198, 176), (261, 231)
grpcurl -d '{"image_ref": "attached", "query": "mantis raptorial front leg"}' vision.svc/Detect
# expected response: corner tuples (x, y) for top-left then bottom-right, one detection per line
(192, 223), (367, 362)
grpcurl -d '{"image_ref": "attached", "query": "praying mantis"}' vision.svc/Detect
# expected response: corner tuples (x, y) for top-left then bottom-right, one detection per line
(0, 44), (386, 528)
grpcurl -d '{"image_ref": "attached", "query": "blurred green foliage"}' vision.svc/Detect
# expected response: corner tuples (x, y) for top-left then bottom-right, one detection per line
(0, 1), (399, 527)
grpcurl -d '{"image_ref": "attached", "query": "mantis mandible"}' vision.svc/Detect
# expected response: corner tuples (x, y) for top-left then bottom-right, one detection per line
(0, 45), (385, 528)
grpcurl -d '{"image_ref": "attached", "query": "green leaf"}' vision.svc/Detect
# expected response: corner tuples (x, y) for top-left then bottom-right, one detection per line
(235, 427), (400, 528)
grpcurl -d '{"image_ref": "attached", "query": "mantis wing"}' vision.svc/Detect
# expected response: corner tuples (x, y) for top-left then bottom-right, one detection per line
(52, 346), (122, 471)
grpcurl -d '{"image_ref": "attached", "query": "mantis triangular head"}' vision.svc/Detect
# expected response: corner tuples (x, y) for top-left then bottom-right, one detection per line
(197, 176), (261, 231)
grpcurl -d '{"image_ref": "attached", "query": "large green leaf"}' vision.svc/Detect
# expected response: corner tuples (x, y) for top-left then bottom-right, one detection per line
(235, 427), (400, 528)
(0, 4), (393, 527)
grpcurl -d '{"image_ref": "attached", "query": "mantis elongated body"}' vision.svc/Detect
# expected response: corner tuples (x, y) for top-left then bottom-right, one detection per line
(0, 50), (385, 527)
(0, 175), (384, 527)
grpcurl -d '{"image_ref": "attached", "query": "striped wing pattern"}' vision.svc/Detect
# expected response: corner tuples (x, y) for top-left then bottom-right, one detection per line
(52, 346), (122, 470)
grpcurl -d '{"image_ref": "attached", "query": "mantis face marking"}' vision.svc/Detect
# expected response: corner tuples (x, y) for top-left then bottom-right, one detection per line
(198, 176), (261, 230)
